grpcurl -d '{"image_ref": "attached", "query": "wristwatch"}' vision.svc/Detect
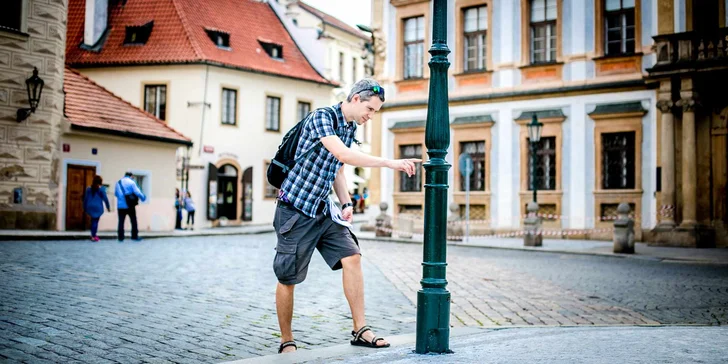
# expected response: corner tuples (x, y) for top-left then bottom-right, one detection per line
(342, 202), (354, 209)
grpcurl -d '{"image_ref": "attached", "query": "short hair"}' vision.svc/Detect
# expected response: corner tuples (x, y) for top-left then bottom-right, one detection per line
(125, 172), (133, 177)
(347, 78), (385, 103)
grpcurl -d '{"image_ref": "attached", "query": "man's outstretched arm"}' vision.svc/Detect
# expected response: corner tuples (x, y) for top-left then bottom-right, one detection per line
(320, 135), (420, 177)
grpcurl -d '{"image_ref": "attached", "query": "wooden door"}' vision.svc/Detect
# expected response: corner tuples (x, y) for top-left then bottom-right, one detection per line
(66, 165), (95, 230)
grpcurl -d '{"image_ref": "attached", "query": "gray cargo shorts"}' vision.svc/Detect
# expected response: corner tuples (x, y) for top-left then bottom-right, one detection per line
(273, 201), (361, 285)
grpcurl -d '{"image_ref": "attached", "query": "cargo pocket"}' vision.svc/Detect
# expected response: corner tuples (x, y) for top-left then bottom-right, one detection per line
(273, 210), (300, 282)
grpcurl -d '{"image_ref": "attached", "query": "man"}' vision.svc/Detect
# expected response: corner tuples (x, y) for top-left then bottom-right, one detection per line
(115, 172), (146, 242)
(274, 79), (420, 354)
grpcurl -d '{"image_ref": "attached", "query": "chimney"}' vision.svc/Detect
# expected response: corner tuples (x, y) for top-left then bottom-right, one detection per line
(84, 0), (108, 47)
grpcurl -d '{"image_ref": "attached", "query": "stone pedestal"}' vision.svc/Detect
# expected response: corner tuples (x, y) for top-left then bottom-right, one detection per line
(397, 213), (414, 239)
(374, 202), (392, 237)
(613, 203), (635, 254)
(677, 95), (698, 228)
(523, 201), (542, 247)
(446, 202), (463, 241)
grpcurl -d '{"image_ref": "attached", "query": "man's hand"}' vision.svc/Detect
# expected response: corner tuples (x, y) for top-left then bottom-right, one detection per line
(342, 206), (354, 222)
(387, 159), (422, 177)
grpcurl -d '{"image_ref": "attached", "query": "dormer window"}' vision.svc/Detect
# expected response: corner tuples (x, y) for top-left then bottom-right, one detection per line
(205, 29), (230, 49)
(258, 38), (283, 60)
(124, 21), (153, 45)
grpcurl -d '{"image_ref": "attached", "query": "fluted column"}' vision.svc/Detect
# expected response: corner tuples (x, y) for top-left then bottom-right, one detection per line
(677, 95), (698, 228)
(657, 99), (676, 227)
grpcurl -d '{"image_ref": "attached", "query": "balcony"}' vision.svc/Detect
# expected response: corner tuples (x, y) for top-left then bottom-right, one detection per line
(648, 27), (728, 77)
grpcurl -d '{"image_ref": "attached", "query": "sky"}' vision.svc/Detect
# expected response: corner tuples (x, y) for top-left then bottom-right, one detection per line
(301, 0), (372, 28)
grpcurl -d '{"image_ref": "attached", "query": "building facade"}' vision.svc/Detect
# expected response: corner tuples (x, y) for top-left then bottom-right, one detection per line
(274, 0), (375, 196)
(371, 0), (727, 247)
(65, 0), (335, 227)
(0, 0), (67, 230)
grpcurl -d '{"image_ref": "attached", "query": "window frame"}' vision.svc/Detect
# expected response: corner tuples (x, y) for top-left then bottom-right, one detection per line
(127, 169), (152, 205)
(265, 95), (281, 132)
(221, 87), (238, 126)
(601, 131), (636, 189)
(296, 100), (311, 122)
(526, 136), (557, 191)
(398, 143), (424, 192)
(459, 140), (487, 192)
(604, 1), (636, 56)
(529, 0), (558, 65)
(142, 83), (168, 121)
(462, 5), (489, 73)
(352, 56), (358, 84)
(263, 160), (279, 199)
(0, 0), (28, 37)
(520, 0), (562, 66)
(403, 15), (426, 80)
(594, 0), (642, 58)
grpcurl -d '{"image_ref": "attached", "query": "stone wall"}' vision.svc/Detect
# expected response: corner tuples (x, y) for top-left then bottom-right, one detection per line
(0, 0), (67, 229)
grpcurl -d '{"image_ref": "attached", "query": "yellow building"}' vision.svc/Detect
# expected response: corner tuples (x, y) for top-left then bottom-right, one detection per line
(370, 0), (728, 247)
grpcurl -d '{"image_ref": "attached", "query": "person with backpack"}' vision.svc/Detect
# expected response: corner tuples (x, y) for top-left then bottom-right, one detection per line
(83, 175), (110, 242)
(270, 79), (420, 354)
(115, 172), (146, 242)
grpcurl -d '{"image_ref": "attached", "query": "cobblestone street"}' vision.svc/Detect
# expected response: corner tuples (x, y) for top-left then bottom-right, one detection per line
(1, 234), (727, 363)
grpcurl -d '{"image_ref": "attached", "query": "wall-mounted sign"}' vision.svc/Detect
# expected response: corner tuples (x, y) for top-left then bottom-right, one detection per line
(203, 145), (215, 153)
(62, 143), (70, 152)
(219, 152), (239, 160)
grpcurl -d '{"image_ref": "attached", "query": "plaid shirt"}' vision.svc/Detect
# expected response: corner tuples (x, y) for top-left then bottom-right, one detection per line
(280, 103), (357, 218)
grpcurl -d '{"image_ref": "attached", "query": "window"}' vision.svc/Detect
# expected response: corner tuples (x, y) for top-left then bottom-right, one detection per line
(527, 136), (556, 190)
(144, 85), (167, 120)
(605, 0), (635, 55)
(206, 29), (230, 48)
(297, 101), (311, 121)
(602, 131), (635, 189)
(463, 6), (488, 72)
(403, 16), (425, 79)
(266, 96), (281, 131)
(124, 21), (153, 45)
(399, 144), (423, 192)
(131, 175), (146, 195)
(264, 162), (279, 198)
(530, 0), (557, 64)
(339, 52), (345, 81)
(221, 88), (237, 125)
(460, 141), (486, 191)
(352, 57), (358, 84)
(0, 0), (23, 33)
(259, 40), (282, 59)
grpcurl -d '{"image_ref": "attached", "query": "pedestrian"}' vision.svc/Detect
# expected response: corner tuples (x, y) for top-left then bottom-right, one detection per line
(174, 188), (183, 230)
(351, 191), (360, 214)
(183, 190), (195, 230)
(273, 78), (420, 354)
(83, 175), (110, 242)
(360, 187), (369, 213)
(115, 172), (146, 242)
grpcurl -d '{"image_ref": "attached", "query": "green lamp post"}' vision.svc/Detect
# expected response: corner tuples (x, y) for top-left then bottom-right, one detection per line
(528, 115), (543, 203)
(416, 0), (451, 354)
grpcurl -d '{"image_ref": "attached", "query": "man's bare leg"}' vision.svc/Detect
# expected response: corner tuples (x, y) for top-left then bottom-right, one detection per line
(276, 282), (297, 352)
(341, 254), (389, 346)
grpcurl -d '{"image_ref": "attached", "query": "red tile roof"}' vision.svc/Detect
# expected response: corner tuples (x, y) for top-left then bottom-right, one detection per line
(64, 67), (192, 146)
(297, 1), (369, 41)
(65, 0), (332, 85)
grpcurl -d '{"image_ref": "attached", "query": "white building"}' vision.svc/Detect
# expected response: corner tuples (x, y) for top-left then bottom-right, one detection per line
(65, 0), (335, 227)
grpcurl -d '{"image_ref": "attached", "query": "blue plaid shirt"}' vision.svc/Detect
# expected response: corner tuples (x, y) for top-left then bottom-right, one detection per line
(280, 103), (357, 218)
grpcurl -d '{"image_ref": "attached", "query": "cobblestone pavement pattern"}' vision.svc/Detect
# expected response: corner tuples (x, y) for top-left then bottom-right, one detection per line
(362, 240), (728, 327)
(2, 235), (728, 364)
(0, 235), (415, 363)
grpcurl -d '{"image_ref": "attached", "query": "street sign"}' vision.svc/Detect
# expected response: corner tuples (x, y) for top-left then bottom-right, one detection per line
(458, 153), (473, 177)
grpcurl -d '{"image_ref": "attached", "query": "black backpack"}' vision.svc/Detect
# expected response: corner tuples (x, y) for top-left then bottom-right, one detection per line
(266, 107), (338, 189)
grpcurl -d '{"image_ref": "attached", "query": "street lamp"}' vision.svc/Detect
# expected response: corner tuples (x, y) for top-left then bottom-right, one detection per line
(416, 0), (451, 355)
(356, 24), (375, 77)
(17, 67), (44, 123)
(527, 114), (543, 203)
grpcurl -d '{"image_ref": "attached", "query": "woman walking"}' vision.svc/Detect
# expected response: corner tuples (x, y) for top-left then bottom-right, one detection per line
(183, 191), (196, 230)
(83, 175), (110, 241)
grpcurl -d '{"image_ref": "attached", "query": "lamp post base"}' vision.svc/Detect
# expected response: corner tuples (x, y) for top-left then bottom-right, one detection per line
(415, 289), (452, 354)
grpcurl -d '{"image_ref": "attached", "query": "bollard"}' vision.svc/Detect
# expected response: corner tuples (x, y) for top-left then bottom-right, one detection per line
(523, 201), (542, 247)
(613, 202), (635, 254)
(446, 202), (463, 241)
(375, 202), (393, 237)
(398, 212), (414, 239)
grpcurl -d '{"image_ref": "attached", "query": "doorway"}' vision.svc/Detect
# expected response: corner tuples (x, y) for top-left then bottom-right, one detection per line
(66, 165), (96, 230)
(242, 167), (253, 221)
(217, 164), (238, 220)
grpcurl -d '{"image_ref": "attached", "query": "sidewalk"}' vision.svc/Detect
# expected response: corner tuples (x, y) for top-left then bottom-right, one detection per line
(355, 230), (728, 265)
(231, 326), (728, 364)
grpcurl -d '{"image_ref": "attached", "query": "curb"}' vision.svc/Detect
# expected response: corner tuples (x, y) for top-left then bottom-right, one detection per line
(0, 227), (275, 241)
(356, 236), (728, 266)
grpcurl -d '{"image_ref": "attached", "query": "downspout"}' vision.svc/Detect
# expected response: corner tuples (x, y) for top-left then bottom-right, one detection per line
(198, 65), (210, 156)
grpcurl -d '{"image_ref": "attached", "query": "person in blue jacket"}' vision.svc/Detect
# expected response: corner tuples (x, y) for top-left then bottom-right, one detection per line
(83, 175), (110, 242)
(115, 172), (147, 242)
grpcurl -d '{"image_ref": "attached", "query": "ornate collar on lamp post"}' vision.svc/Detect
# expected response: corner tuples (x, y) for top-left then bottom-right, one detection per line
(17, 67), (44, 123)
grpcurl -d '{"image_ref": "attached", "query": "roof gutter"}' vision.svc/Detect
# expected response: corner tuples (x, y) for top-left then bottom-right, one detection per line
(70, 124), (193, 146)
